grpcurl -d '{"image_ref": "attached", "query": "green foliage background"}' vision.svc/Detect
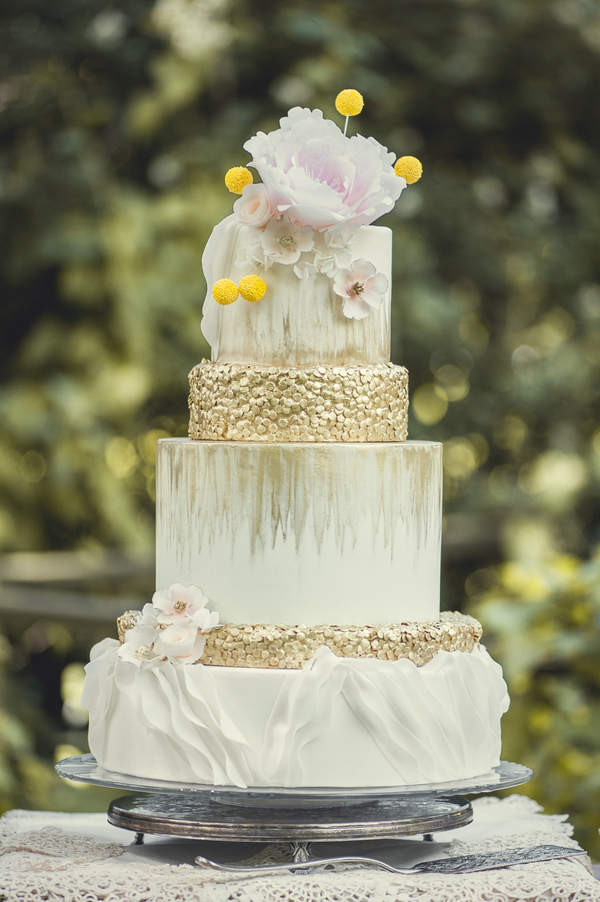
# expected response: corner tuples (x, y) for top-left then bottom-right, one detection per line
(2, 0), (600, 853)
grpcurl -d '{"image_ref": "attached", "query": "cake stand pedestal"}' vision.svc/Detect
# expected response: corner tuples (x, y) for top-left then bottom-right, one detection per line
(56, 756), (532, 872)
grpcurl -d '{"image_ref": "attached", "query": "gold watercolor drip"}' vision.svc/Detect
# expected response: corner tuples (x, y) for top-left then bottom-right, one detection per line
(157, 440), (442, 562)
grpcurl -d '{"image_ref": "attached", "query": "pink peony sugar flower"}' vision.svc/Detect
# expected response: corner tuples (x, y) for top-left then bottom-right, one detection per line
(154, 622), (206, 665)
(259, 214), (314, 266)
(243, 107), (403, 232)
(332, 259), (389, 320)
(152, 583), (215, 627)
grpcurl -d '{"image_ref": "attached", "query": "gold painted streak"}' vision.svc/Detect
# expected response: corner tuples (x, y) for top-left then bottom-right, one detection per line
(214, 234), (391, 367)
(156, 439), (443, 559)
(188, 362), (408, 444)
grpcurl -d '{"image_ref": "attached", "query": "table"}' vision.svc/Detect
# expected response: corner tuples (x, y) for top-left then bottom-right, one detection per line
(0, 795), (598, 902)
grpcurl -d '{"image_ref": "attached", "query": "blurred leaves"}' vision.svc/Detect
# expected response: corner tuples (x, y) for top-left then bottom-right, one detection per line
(470, 544), (600, 856)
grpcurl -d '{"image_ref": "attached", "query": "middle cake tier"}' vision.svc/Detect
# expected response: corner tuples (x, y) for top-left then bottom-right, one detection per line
(156, 438), (442, 626)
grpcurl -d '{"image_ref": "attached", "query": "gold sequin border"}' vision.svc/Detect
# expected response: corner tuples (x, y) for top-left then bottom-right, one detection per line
(200, 612), (481, 669)
(188, 361), (408, 443)
(116, 612), (482, 670)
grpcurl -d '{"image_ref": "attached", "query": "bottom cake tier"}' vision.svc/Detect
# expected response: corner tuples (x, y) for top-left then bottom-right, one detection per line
(82, 640), (509, 789)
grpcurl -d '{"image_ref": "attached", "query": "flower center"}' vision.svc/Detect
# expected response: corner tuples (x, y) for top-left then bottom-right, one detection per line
(137, 645), (154, 659)
(352, 282), (365, 295)
(279, 234), (294, 248)
(173, 599), (187, 612)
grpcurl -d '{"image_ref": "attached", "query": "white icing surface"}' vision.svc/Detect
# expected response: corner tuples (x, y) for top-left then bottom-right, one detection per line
(201, 223), (392, 365)
(83, 643), (509, 789)
(155, 439), (443, 626)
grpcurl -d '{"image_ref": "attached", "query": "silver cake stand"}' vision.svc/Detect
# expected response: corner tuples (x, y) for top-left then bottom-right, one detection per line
(56, 755), (532, 871)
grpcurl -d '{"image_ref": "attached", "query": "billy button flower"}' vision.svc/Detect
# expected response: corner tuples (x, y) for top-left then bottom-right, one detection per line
(335, 89), (364, 136)
(394, 156), (423, 185)
(213, 275), (268, 305)
(212, 278), (239, 305)
(239, 274), (267, 303)
(224, 167), (253, 194)
(335, 89), (364, 117)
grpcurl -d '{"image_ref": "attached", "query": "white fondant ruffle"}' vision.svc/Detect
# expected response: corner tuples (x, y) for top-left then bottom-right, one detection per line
(200, 213), (241, 357)
(82, 642), (509, 789)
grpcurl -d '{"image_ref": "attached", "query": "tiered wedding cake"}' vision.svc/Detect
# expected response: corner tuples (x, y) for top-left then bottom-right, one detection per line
(82, 95), (509, 789)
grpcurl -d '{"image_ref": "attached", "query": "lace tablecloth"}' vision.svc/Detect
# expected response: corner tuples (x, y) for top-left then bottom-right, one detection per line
(0, 795), (598, 902)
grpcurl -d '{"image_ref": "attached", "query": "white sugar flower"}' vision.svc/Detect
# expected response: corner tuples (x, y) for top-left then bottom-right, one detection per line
(234, 230), (263, 271)
(312, 227), (355, 278)
(332, 259), (389, 320)
(259, 214), (314, 267)
(139, 602), (159, 626)
(152, 583), (214, 626)
(243, 107), (403, 231)
(324, 226), (357, 253)
(117, 624), (162, 669)
(189, 605), (219, 632)
(154, 622), (206, 665)
(293, 260), (317, 280)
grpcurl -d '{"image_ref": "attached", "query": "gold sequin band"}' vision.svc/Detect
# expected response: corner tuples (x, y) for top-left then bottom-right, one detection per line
(188, 361), (408, 443)
(118, 612), (482, 669)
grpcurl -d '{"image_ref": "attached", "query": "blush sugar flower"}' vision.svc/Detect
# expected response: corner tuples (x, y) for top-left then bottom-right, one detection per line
(154, 622), (207, 664)
(233, 183), (274, 228)
(152, 583), (215, 626)
(333, 259), (389, 320)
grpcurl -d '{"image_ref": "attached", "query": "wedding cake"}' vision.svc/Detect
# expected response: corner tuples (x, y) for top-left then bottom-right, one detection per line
(82, 93), (509, 789)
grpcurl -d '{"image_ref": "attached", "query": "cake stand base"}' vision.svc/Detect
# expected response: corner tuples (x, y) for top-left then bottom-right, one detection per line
(56, 757), (533, 870)
(107, 790), (473, 842)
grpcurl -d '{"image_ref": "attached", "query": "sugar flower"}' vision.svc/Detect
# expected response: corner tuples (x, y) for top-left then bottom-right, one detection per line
(233, 183), (274, 228)
(313, 228), (356, 278)
(335, 89), (364, 118)
(333, 259), (388, 320)
(117, 624), (162, 669)
(394, 156), (423, 185)
(238, 274), (267, 302)
(154, 622), (207, 665)
(152, 582), (216, 628)
(243, 107), (402, 232)
(225, 166), (253, 194)
(259, 214), (314, 267)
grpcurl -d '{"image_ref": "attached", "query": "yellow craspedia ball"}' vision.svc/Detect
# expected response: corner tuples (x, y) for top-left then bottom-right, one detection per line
(224, 166), (253, 194)
(212, 279), (239, 305)
(239, 274), (267, 303)
(394, 156), (423, 185)
(335, 89), (364, 117)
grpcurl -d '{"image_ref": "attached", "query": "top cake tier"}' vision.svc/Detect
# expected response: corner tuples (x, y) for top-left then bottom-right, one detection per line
(207, 224), (392, 367)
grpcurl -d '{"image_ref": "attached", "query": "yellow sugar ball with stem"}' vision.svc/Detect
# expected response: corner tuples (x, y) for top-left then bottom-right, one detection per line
(239, 274), (267, 303)
(394, 156), (423, 185)
(224, 167), (253, 194)
(212, 279), (239, 305)
(335, 89), (364, 117)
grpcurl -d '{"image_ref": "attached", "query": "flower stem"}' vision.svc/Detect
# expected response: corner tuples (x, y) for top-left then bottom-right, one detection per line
(344, 114), (349, 136)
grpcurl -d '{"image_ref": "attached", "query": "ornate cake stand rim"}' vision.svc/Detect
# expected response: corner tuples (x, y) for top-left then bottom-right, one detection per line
(55, 755), (532, 800)
(106, 792), (474, 840)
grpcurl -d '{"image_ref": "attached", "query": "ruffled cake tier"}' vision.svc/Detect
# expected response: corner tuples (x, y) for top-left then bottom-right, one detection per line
(84, 640), (509, 789)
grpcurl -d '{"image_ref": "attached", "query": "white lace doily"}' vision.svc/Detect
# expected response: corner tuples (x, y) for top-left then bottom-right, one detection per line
(0, 795), (597, 902)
